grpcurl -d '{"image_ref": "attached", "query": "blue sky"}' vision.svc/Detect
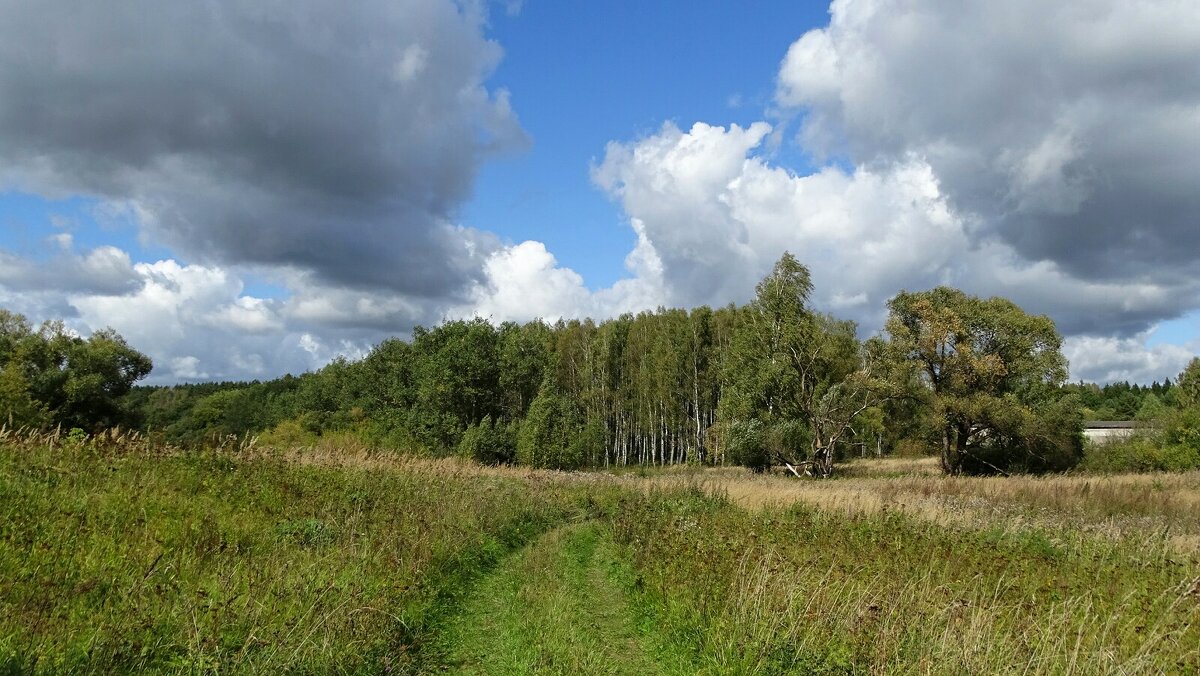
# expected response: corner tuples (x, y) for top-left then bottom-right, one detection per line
(466, 2), (828, 288)
(0, 0), (1197, 385)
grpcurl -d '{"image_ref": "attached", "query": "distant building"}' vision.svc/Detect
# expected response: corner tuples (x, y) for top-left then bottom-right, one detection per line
(1082, 420), (1140, 444)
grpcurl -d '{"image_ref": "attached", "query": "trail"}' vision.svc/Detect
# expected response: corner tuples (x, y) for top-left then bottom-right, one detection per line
(424, 523), (692, 675)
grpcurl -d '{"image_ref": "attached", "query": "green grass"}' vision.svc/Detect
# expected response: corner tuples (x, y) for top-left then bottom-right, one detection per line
(0, 441), (607, 673)
(425, 522), (695, 675)
(610, 487), (1200, 674)
(3, 437), (1198, 674)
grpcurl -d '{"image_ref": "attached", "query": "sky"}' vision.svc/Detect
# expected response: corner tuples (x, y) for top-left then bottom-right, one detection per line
(0, 0), (1198, 385)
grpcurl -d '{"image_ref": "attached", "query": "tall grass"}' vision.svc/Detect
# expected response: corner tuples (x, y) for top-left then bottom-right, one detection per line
(657, 462), (1200, 555)
(5, 429), (1199, 673)
(611, 488), (1200, 674)
(0, 431), (613, 673)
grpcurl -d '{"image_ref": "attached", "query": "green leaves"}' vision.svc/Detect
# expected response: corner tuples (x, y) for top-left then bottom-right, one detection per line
(0, 309), (151, 431)
(885, 287), (1081, 474)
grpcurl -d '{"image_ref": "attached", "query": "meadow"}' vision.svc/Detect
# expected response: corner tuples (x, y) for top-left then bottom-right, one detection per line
(2, 431), (1197, 674)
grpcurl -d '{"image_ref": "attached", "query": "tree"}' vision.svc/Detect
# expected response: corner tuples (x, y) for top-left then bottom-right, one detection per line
(1177, 358), (1200, 409)
(498, 321), (552, 421)
(0, 361), (48, 428)
(719, 253), (888, 475)
(0, 310), (152, 431)
(458, 415), (517, 465)
(885, 287), (1081, 475)
(517, 376), (583, 470)
(55, 328), (153, 429)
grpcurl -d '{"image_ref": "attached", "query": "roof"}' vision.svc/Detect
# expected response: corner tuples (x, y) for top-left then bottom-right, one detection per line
(1083, 420), (1138, 429)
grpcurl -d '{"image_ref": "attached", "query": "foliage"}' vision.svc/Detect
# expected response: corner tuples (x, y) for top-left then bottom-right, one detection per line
(0, 310), (151, 431)
(517, 380), (583, 470)
(1177, 357), (1200, 409)
(458, 415), (517, 465)
(7, 253), (1184, 481)
(886, 287), (1082, 474)
(1079, 436), (1200, 473)
(719, 253), (895, 474)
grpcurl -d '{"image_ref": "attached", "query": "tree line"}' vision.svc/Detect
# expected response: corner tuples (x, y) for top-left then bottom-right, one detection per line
(7, 253), (1200, 475)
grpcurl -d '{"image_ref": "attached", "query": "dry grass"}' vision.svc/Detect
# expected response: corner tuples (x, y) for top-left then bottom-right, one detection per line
(641, 459), (1200, 556)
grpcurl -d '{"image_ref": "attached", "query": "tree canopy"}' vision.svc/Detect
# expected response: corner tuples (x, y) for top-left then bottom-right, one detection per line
(886, 287), (1081, 474)
(0, 310), (152, 430)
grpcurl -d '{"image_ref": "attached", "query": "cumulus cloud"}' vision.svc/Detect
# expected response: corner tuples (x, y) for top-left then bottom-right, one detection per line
(1064, 333), (1198, 385)
(461, 227), (665, 324)
(591, 120), (1200, 384)
(579, 0), (1200, 382)
(0, 0), (525, 301)
(775, 0), (1200, 291)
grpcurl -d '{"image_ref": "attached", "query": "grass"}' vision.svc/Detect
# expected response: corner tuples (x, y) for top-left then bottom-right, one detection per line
(0, 435), (616, 673)
(424, 523), (694, 675)
(610, 487), (1200, 673)
(3, 434), (1198, 674)
(649, 459), (1200, 555)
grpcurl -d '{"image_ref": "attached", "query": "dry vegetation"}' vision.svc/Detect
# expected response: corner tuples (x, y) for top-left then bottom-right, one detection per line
(646, 458), (1200, 556)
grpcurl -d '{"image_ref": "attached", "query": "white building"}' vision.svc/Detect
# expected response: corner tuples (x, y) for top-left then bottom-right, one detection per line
(1082, 421), (1140, 444)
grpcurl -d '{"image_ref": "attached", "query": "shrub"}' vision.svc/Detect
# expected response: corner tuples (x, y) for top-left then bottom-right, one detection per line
(1079, 437), (1200, 473)
(725, 419), (769, 472)
(458, 416), (517, 465)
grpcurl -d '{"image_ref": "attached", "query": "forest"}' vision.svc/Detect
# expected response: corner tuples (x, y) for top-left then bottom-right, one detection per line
(6, 253), (1199, 476)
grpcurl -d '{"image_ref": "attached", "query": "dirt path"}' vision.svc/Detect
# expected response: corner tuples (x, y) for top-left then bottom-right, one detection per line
(424, 523), (692, 675)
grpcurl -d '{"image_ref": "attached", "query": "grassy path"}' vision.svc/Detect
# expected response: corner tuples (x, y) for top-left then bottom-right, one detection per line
(424, 522), (692, 675)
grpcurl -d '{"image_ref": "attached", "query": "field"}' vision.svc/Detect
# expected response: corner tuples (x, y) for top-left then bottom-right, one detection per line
(2, 435), (1198, 674)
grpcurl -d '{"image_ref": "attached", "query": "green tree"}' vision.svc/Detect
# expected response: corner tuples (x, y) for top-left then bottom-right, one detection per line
(719, 253), (885, 475)
(0, 361), (48, 428)
(458, 415), (517, 465)
(498, 321), (552, 421)
(1176, 358), (1200, 409)
(0, 311), (151, 431)
(408, 319), (502, 451)
(55, 329), (153, 429)
(517, 377), (583, 470)
(885, 287), (1081, 475)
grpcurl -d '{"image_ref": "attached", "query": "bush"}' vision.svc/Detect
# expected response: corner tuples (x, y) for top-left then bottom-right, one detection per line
(258, 418), (317, 449)
(1080, 406), (1200, 473)
(458, 416), (517, 465)
(959, 395), (1084, 475)
(1079, 437), (1200, 473)
(725, 419), (769, 472)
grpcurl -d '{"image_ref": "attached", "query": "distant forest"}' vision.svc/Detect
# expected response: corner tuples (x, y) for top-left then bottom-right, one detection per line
(5, 254), (1200, 475)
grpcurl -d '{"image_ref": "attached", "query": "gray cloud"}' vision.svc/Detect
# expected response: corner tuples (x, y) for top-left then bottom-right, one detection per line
(776, 0), (1200, 326)
(0, 0), (525, 301)
(0, 246), (143, 296)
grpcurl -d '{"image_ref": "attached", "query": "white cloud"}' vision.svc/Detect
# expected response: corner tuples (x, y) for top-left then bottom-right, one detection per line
(0, 245), (142, 295)
(1064, 333), (1197, 385)
(591, 120), (1200, 373)
(393, 44), (429, 83)
(55, 258), (372, 384)
(774, 0), (1200, 284)
(170, 356), (208, 381)
(461, 234), (665, 324)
